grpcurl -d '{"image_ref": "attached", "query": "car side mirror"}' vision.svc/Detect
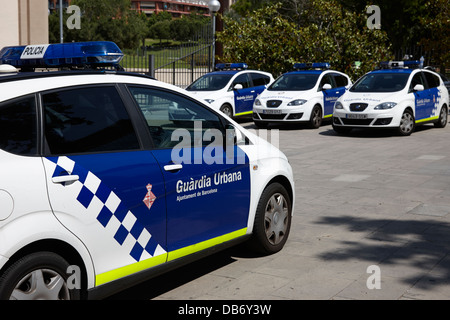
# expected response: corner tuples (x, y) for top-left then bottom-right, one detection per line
(233, 84), (243, 91)
(413, 84), (424, 92)
(322, 83), (332, 90)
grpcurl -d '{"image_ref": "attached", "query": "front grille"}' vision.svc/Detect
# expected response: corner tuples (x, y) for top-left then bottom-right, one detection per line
(259, 114), (286, 120)
(349, 103), (368, 112)
(341, 118), (373, 125)
(266, 100), (282, 108)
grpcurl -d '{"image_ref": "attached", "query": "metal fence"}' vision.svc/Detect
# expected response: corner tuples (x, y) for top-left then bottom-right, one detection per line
(120, 22), (214, 88)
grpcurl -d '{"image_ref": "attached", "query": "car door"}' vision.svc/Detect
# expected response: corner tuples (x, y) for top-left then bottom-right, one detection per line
(41, 85), (168, 285)
(231, 73), (255, 115)
(319, 73), (339, 116)
(126, 85), (251, 261)
(410, 71), (432, 121)
(423, 71), (441, 119)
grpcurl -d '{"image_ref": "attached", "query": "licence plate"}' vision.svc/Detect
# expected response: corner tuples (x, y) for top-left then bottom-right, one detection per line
(346, 113), (368, 119)
(263, 110), (282, 114)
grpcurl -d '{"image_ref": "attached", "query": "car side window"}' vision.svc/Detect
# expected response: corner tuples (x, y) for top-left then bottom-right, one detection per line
(250, 73), (270, 87)
(319, 74), (335, 89)
(128, 86), (224, 149)
(231, 73), (251, 89)
(410, 72), (427, 92)
(423, 71), (440, 88)
(0, 95), (37, 156)
(43, 86), (140, 155)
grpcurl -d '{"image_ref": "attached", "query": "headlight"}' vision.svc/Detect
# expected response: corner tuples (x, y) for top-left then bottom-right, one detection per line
(374, 102), (397, 110)
(334, 101), (344, 109)
(287, 99), (307, 106)
(204, 99), (215, 104)
(254, 99), (261, 106)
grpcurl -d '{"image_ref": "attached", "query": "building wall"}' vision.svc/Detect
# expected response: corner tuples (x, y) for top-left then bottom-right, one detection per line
(0, 0), (49, 49)
(131, 0), (210, 17)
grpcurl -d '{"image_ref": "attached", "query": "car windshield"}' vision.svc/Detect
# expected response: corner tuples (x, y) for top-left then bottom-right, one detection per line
(186, 73), (234, 91)
(350, 72), (410, 92)
(268, 73), (320, 91)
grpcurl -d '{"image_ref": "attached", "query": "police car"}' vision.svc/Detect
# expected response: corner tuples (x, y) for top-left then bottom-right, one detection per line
(332, 60), (449, 136)
(185, 63), (274, 118)
(0, 42), (294, 300)
(252, 63), (352, 128)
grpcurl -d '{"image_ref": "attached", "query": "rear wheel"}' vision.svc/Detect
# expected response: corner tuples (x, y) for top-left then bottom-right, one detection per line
(434, 105), (448, 128)
(250, 183), (292, 254)
(0, 252), (80, 300)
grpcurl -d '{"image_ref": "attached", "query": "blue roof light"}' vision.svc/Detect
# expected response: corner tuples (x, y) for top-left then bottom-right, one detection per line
(215, 63), (248, 71)
(293, 63), (330, 70)
(0, 41), (124, 71)
(379, 60), (421, 69)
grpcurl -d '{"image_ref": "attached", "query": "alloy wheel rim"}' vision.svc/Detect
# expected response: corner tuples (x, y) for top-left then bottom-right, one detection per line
(264, 193), (289, 245)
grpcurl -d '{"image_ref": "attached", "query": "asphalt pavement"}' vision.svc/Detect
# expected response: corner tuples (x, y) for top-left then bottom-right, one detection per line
(110, 120), (450, 300)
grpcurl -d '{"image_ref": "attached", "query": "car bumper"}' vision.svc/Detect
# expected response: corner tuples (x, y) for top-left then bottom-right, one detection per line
(332, 110), (401, 128)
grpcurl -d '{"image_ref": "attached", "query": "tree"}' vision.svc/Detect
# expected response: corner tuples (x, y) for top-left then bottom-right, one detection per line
(218, 2), (391, 78)
(418, 0), (449, 72)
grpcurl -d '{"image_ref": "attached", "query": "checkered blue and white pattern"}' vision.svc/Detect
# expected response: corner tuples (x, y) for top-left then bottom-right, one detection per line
(46, 156), (165, 262)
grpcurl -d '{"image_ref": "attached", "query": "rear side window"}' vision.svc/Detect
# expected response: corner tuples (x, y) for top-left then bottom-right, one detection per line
(0, 96), (37, 156)
(423, 71), (440, 88)
(43, 86), (140, 155)
(250, 73), (271, 87)
(333, 74), (349, 87)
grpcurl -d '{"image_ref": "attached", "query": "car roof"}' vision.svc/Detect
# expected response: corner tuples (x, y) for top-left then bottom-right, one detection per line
(370, 68), (414, 74)
(0, 70), (186, 102)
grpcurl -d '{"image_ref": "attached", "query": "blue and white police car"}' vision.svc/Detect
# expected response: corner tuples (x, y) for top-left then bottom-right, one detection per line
(185, 63), (274, 118)
(0, 43), (294, 300)
(333, 60), (449, 136)
(252, 63), (352, 128)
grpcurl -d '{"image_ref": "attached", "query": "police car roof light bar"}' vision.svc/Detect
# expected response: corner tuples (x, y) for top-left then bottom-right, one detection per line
(215, 63), (248, 71)
(293, 63), (331, 70)
(0, 41), (124, 71)
(380, 60), (421, 69)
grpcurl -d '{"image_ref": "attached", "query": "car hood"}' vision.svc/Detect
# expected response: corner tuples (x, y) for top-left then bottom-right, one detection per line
(258, 89), (315, 101)
(340, 91), (403, 105)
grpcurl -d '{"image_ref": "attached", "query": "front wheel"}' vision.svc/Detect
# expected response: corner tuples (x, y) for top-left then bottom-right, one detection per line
(0, 252), (80, 300)
(220, 105), (233, 118)
(309, 105), (323, 129)
(397, 109), (415, 136)
(249, 183), (292, 254)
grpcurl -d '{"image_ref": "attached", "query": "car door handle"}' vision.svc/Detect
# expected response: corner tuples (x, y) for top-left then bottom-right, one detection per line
(164, 164), (183, 172)
(52, 175), (79, 184)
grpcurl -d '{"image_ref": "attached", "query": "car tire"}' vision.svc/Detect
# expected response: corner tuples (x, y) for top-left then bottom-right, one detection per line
(0, 252), (80, 300)
(397, 109), (415, 136)
(249, 183), (292, 254)
(309, 105), (323, 129)
(220, 105), (233, 118)
(434, 105), (448, 128)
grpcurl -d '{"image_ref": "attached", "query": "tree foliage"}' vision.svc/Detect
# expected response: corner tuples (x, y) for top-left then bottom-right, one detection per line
(218, 2), (392, 79)
(49, 0), (147, 49)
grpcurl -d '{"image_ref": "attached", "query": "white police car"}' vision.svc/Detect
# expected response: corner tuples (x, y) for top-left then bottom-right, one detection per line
(0, 43), (294, 300)
(252, 63), (351, 128)
(185, 63), (274, 118)
(333, 60), (449, 136)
